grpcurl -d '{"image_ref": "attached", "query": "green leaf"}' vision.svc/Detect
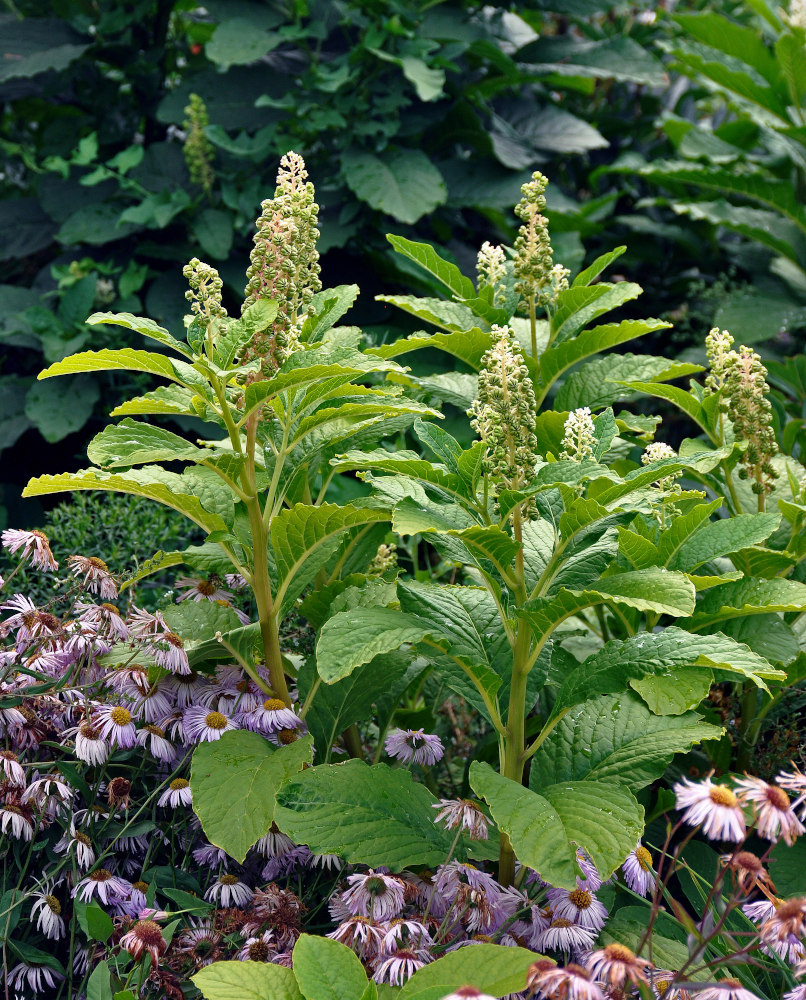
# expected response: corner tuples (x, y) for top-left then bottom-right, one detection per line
(274, 760), (455, 869)
(370, 326), (494, 371)
(74, 900), (115, 943)
(87, 418), (207, 467)
(111, 384), (199, 418)
(37, 347), (188, 384)
(22, 466), (228, 534)
(193, 209), (234, 260)
(205, 20), (282, 68)
(688, 578), (806, 631)
(666, 513), (781, 571)
(529, 691), (722, 788)
(630, 668), (713, 715)
(600, 916), (690, 977)
(552, 283), (643, 343)
(293, 935), (369, 1000)
(385, 235), (476, 300)
(87, 311), (191, 356)
(554, 354), (699, 411)
(400, 944), (539, 999)
(316, 608), (437, 684)
(469, 762), (644, 888)
(302, 285), (360, 342)
(342, 150), (446, 224)
(25, 373), (99, 443)
(193, 960), (303, 1000)
(672, 12), (781, 85)
(377, 295), (478, 335)
(162, 600), (242, 648)
(190, 731), (313, 862)
(87, 960), (114, 1000)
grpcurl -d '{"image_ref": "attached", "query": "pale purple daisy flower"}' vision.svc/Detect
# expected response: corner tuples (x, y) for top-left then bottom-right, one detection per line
(239, 697), (302, 735)
(434, 861), (500, 900)
(693, 981), (762, 1000)
(174, 575), (233, 603)
(135, 723), (176, 764)
(527, 961), (605, 1000)
(673, 775), (746, 841)
(183, 705), (238, 743)
(225, 573), (248, 590)
(734, 775), (805, 845)
(382, 919), (433, 952)
(0, 750), (25, 785)
(777, 764), (806, 819)
(547, 881), (608, 932)
(622, 843), (655, 896)
(342, 870), (406, 921)
(385, 728), (444, 765)
(158, 778), (193, 808)
(1, 594), (61, 643)
(439, 990), (497, 1000)
(204, 874), (254, 907)
(151, 629), (191, 675)
(54, 823), (96, 869)
(432, 798), (489, 840)
(742, 899), (776, 924)
(261, 845), (312, 880)
(253, 826), (296, 858)
(76, 601), (129, 640)
(67, 554), (118, 598)
(71, 720), (110, 765)
(72, 869), (132, 905)
(193, 842), (230, 867)
(1, 528), (58, 570)
(534, 918), (597, 954)
(576, 848), (604, 890)
(587, 943), (653, 989)
(328, 916), (386, 960)
(0, 797), (35, 840)
(374, 947), (431, 985)
(22, 773), (72, 818)
(29, 883), (66, 940)
(92, 704), (137, 748)
(127, 604), (166, 637)
(784, 987), (806, 1000)
(8, 961), (63, 994)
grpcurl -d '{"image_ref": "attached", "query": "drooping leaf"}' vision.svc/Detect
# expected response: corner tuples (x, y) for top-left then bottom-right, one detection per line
(87, 418), (207, 467)
(87, 311), (191, 356)
(37, 347), (189, 384)
(552, 283), (643, 343)
(688, 578), (806, 631)
(274, 760), (455, 869)
(384, 236), (476, 300)
(630, 668), (714, 715)
(24, 373), (100, 443)
(666, 513), (781, 571)
(190, 731), (313, 862)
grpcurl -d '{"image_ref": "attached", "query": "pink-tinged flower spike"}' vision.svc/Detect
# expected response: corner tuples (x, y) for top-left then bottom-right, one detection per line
(342, 870), (406, 921)
(7, 962), (63, 994)
(92, 704), (137, 748)
(72, 869), (132, 905)
(385, 728), (444, 766)
(673, 775), (746, 841)
(119, 919), (167, 967)
(534, 917), (597, 955)
(777, 763), (806, 819)
(67, 554), (118, 598)
(1, 528), (58, 570)
(174, 575), (233, 603)
(527, 961), (605, 1000)
(0, 750), (25, 786)
(327, 916), (387, 960)
(622, 843), (655, 896)
(439, 990), (497, 1000)
(183, 705), (238, 743)
(587, 943), (653, 989)
(374, 948), (432, 986)
(239, 697), (302, 735)
(433, 798), (489, 840)
(204, 873), (254, 907)
(546, 881), (608, 931)
(158, 777), (193, 808)
(692, 980), (762, 1000)
(29, 884), (66, 940)
(734, 775), (805, 845)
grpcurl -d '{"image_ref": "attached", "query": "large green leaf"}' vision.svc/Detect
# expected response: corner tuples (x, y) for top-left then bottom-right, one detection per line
(377, 295), (478, 334)
(672, 11), (781, 86)
(24, 373), (99, 443)
(342, 150), (447, 224)
(190, 731), (313, 863)
(274, 760), (455, 869)
(22, 467), (227, 533)
(369, 327), (494, 371)
(87, 418), (208, 467)
(554, 354), (700, 411)
(384, 235), (475, 300)
(552, 283), (642, 343)
(110, 384), (199, 418)
(37, 347), (189, 384)
(193, 961), (303, 1000)
(470, 763), (644, 888)
(666, 512), (781, 571)
(87, 310), (191, 356)
(688, 577), (806, 631)
(630, 668), (713, 715)
(529, 691), (723, 789)
(293, 935), (369, 1000)
(400, 945), (538, 1000)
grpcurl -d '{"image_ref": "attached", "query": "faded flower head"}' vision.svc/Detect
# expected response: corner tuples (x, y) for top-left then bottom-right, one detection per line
(240, 152), (321, 376)
(368, 542), (398, 576)
(468, 324), (539, 503)
(674, 774), (746, 842)
(182, 93), (215, 195)
(560, 407), (596, 462)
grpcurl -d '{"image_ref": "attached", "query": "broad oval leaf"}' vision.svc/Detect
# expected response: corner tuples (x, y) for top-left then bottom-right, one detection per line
(343, 150), (447, 224)
(193, 961), (303, 1000)
(400, 944), (539, 999)
(87, 418), (207, 467)
(293, 935), (369, 1000)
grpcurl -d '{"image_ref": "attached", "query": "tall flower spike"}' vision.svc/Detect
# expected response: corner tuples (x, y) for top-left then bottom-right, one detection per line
(704, 326), (734, 396)
(241, 152), (322, 376)
(642, 441), (681, 492)
(476, 242), (507, 308)
(468, 324), (539, 505)
(723, 345), (779, 498)
(182, 93), (215, 196)
(183, 258), (227, 324)
(560, 408), (596, 462)
(513, 172), (567, 311)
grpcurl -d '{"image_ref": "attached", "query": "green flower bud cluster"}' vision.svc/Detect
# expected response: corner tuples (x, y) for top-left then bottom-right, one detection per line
(183, 257), (227, 323)
(241, 152), (322, 376)
(368, 543), (398, 576)
(468, 324), (539, 504)
(513, 172), (566, 311)
(560, 407), (596, 462)
(182, 94), (215, 196)
(704, 327), (734, 396)
(476, 242), (507, 308)
(723, 345), (779, 496)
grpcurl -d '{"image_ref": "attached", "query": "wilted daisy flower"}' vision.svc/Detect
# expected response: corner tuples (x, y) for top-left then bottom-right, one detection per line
(119, 919), (168, 966)
(433, 798), (489, 840)
(173, 920), (223, 967)
(183, 705), (238, 742)
(55, 824), (96, 869)
(73, 869), (132, 905)
(382, 918), (433, 952)
(534, 917), (596, 955)
(72, 720), (110, 765)
(777, 764), (806, 819)
(67, 554), (118, 598)
(374, 947), (431, 985)
(151, 629), (191, 675)
(674, 775), (746, 841)
(239, 697), (302, 735)
(29, 883), (65, 939)
(693, 980), (762, 1000)
(158, 777), (193, 808)
(205, 873), (253, 907)
(8, 961), (63, 994)
(587, 943), (652, 988)
(0, 796), (35, 840)
(237, 930), (275, 962)
(0, 749), (25, 785)
(76, 600), (129, 640)
(527, 961), (605, 999)
(385, 728), (444, 765)
(734, 775), (804, 845)
(1, 594), (62, 643)
(342, 870), (406, 921)
(328, 916), (386, 959)
(760, 897), (806, 945)
(622, 843), (654, 896)
(547, 881), (608, 931)
(135, 723), (176, 764)
(22, 773), (72, 817)
(720, 850), (774, 894)
(93, 704), (137, 749)
(1, 528), (58, 570)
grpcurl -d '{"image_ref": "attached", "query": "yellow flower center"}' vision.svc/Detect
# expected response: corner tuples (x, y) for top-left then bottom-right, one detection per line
(636, 846), (653, 871)
(568, 888), (592, 909)
(89, 557), (109, 571)
(164, 631), (184, 649)
(197, 580), (217, 596)
(604, 943), (635, 961)
(110, 707), (131, 726)
(170, 778), (189, 791)
(219, 874), (239, 885)
(90, 869), (112, 882)
(263, 698), (286, 711)
(766, 785), (791, 811)
(205, 712), (227, 730)
(709, 785), (738, 808)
